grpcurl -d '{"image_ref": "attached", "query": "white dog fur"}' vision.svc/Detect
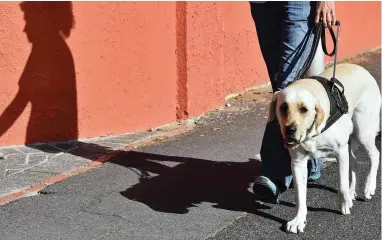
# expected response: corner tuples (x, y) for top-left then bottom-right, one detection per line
(268, 63), (381, 233)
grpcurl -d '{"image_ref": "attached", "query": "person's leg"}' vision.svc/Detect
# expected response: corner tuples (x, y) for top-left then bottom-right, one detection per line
(250, 2), (282, 92)
(250, 2), (292, 201)
(252, 1), (322, 202)
(277, 1), (317, 89)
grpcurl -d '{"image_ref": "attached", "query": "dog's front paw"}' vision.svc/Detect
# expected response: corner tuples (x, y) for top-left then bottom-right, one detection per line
(338, 192), (353, 215)
(364, 178), (376, 200)
(286, 216), (306, 233)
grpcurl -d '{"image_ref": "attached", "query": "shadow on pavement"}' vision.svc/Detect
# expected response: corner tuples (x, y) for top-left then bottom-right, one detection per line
(279, 200), (340, 215)
(115, 151), (268, 214)
(306, 182), (337, 194)
(115, 135), (381, 225)
(113, 151), (346, 226)
(24, 126), (381, 226)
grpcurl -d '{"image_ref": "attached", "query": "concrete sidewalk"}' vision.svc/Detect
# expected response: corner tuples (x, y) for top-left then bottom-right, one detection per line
(0, 48), (380, 240)
(0, 121), (195, 203)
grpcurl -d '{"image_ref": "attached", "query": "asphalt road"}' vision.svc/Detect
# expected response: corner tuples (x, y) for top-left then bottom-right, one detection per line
(209, 143), (381, 240)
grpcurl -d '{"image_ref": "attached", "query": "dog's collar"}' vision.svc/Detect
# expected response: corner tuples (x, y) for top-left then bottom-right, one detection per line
(309, 76), (348, 134)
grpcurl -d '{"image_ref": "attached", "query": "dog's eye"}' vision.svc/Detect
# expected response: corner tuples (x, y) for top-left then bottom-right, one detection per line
(280, 102), (288, 114)
(299, 107), (308, 114)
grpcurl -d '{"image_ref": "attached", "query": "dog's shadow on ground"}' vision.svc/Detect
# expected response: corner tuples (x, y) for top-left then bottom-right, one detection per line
(114, 151), (338, 225)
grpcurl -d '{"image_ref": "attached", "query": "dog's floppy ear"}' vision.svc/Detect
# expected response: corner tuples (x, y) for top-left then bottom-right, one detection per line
(314, 104), (325, 133)
(268, 91), (280, 122)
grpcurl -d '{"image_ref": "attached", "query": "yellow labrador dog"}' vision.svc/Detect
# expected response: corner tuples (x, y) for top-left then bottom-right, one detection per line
(268, 63), (381, 233)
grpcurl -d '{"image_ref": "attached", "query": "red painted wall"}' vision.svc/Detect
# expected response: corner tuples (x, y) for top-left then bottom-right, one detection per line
(0, 1), (380, 146)
(186, 2), (267, 117)
(185, 1), (382, 117)
(0, 2), (177, 145)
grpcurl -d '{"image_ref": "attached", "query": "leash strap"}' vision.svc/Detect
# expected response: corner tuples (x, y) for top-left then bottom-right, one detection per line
(320, 21), (339, 57)
(327, 21), (349, 114)
(331, 21), (340, 78)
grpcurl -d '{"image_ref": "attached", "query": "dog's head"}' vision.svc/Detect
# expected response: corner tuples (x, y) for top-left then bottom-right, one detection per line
(268, 86), (325, 149)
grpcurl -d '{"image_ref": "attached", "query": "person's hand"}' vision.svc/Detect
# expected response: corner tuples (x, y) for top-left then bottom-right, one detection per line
(315, 1), (336, 28)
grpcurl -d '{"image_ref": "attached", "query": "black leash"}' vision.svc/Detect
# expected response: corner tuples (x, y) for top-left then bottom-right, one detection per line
(297, 20), (349, 133)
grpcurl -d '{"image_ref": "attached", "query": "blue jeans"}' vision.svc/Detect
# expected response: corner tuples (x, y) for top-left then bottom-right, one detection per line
(250, 1), (322, 192)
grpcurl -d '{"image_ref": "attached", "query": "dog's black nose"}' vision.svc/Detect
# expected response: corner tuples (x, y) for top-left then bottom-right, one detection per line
(286, 125), (297, 136)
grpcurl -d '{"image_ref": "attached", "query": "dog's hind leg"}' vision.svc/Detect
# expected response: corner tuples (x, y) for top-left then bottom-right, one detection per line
(352, 99), (381, 200)
(360, 137), (380, 199)
(348, 138), (359, 200)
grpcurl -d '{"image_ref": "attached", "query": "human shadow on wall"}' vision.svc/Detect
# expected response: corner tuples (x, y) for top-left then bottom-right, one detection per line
(0, 1), (77, 144)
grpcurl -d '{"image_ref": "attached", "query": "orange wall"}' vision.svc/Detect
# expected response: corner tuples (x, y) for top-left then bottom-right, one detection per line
(0, 1), (380, 146)
(186, 2), (267, 117)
